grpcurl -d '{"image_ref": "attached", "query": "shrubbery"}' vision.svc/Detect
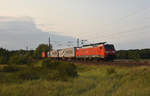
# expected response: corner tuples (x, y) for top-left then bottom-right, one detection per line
(106, 67), (116, 75)
(46, 70), (59, 80)
(0, 46), (78, 82)
(41, 59), (78, 80)
(42, 58), (58, 69)
(0, 56), (8, 64)
(17, 68), (40, 80)
(2, 65), (20, 72)
(8, 55), (26, 64)
(0, 59), (78, 82)
(57, 62), (78, 78)
(0, 48), (9, 64)
(8, 52), (34, 65)
(116, 49), (150, 60)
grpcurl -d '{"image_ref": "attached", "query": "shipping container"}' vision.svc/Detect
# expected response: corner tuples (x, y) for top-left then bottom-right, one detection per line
(42, 52), (47, 58)
(58, 47), (76, 58)
(50, 50), (58, 58)
(58, 49), (64, 58)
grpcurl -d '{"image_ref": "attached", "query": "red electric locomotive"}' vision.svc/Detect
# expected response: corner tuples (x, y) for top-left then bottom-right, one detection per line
(76, 42), (115, 60)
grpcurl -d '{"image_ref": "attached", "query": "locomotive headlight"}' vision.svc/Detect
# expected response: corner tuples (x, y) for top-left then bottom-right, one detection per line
(112, 51), (115, 53)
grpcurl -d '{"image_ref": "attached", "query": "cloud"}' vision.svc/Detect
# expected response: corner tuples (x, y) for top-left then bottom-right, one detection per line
(0, 16), (76, 50)
(0, 16), (149, 50)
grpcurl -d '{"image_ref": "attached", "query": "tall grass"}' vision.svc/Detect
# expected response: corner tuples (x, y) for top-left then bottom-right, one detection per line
(0, 62), (150, 96)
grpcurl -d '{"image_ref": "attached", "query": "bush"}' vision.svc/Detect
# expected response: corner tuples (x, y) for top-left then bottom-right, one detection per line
(8, 55), (27, 65)
(8, 53), (34, 65)
(42, 59), (78, 80)
(106, 67), (116, 75)
(46, 70), (60, 80)
(0, 48), (9, 64)
(41, 58), (55, 68)
(128, 51), (140, 61)
(57, 62), (78, 79)
(0, 56), (8, 64)
(17, 68), (40, 80)
(3, 65), (20, 72)
(24, 52), (34, 64)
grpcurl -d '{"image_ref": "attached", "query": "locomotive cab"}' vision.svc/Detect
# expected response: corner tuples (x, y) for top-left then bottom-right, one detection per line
(104, 44), (116, 60)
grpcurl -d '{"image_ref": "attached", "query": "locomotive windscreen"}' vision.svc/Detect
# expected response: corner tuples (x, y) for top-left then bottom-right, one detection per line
(104, 45), (115, 50)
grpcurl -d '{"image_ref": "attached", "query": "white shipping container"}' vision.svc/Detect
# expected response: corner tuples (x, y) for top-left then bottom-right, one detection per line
(63, 47), (76, 58)
(50, 50), (58, 57)
(50, 47), (76, 58)
(58, 49), (64, 58)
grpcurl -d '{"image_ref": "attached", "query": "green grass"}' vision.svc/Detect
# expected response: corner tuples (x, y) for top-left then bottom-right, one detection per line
(0, 62), (150, 96)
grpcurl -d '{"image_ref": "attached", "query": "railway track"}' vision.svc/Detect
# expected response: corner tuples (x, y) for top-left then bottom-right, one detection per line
(60, 59), (150, 67)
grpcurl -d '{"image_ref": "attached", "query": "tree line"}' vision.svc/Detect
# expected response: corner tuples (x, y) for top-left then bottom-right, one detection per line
(0, 44), (51, 64)
(116, 49), (150, 60)
(1, 44), (150, 64)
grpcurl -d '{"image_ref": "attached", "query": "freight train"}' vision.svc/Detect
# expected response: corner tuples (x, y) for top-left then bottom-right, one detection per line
(42, 42), (116, 61)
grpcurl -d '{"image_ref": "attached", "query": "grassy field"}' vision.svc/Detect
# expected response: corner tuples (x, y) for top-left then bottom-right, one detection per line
(0, 62), (150, 96)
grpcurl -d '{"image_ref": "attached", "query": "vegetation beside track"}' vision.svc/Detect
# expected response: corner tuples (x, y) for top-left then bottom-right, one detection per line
(116, 49), (150, 60)
(0, 60), (150, 96)
(0, 45), (150, 96)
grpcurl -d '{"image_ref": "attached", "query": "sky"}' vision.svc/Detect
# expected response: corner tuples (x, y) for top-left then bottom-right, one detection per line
(0, 0), (150, 50)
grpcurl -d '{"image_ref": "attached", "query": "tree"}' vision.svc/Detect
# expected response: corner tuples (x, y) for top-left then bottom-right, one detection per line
(128, 50), (140, 60)
(8, 55), (26, 64)
(116, 50), (128, 59)
(34, 44), (52, 59)
(0, 56), (8, 64)
(0, 48), (9, 64)
(8, 49), (34, 65)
